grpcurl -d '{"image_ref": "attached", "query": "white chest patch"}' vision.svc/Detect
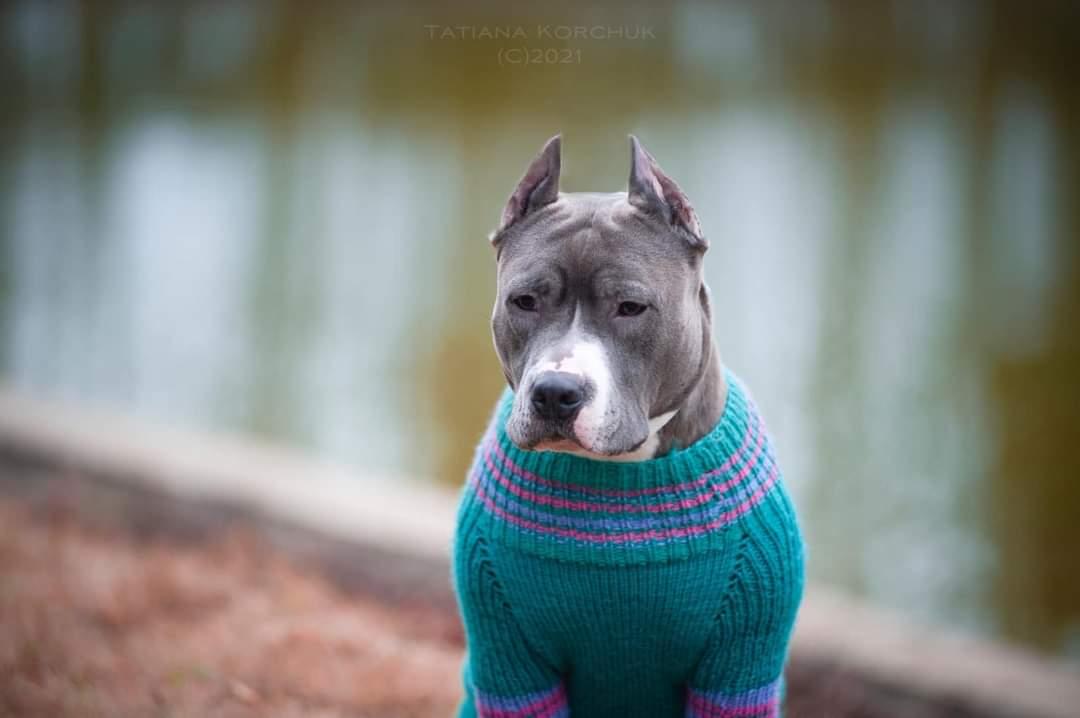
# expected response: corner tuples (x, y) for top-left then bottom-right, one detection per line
(617, 409), (678, 461)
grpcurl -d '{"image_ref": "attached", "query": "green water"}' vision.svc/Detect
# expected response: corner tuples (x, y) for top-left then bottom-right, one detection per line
(1, 1), (1077, 660)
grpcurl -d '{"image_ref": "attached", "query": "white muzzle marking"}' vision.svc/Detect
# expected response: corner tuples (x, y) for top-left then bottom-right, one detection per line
(533, 335), (612, 451)
(529, 329), (678, 461)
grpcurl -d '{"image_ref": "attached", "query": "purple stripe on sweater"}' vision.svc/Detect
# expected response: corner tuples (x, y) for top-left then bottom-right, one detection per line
(691, 678), (781, 707)
(471, 459), (780, 545)
(483, 416), (766, 514)
(686, 679), (781, 718)
(687, 693), (778, 717)
(474, 683), (567, 717)
(489, 411), (761, 499)
(472, 453), (778, 532)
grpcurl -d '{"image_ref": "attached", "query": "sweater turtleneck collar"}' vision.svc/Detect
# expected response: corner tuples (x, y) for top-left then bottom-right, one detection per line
(461, 369), (789, 565)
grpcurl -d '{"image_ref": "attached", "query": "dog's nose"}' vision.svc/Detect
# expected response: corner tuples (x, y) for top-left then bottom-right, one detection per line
(531, 374), (586, 421)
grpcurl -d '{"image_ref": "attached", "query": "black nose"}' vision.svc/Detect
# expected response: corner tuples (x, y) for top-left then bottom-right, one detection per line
(531, 374), (586, 421)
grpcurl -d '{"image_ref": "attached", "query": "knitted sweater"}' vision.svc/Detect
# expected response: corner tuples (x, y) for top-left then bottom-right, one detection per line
(452, 370), (805, 718)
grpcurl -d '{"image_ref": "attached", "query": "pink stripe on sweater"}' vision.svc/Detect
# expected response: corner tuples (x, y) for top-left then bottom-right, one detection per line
(475, 684), (567, 718)
(486, 413), (763, 508)
(471, 459), (780, 544)
(481, 419), (765, 515)
(489, 416), (761, 497)
(688, 692), (779, 718)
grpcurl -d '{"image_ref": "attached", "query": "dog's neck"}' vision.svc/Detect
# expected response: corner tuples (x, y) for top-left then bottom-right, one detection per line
(652, 343), (727, 459)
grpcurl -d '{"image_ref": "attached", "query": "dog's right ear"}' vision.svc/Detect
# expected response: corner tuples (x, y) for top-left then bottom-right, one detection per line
(628, 135), (706, 251)
(491, 135), (561, 245)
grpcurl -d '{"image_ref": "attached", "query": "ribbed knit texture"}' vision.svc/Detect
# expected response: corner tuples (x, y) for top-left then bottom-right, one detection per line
(453, 370), (805, 718)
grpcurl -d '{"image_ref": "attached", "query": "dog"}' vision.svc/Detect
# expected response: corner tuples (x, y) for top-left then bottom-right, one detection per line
(452, 136), (804, 718)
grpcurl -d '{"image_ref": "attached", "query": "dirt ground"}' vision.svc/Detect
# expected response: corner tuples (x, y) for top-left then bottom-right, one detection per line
(0, 497), (464, 718)
(0, 485), (1000, 718)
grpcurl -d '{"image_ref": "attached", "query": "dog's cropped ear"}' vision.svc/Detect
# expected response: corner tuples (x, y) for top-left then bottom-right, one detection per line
(491, 134), (561, 245)
(627, 135), (706, 251)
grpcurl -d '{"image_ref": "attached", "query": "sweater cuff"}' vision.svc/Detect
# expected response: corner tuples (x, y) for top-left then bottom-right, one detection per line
(474, 682), (569, 718)
(685, 677), (781, 717)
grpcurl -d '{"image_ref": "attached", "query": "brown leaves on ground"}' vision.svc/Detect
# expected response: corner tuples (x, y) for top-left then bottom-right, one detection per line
(0, 499), (463, 718)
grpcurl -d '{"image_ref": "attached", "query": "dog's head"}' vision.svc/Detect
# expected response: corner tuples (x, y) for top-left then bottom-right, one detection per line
(489, 135), (714, 460)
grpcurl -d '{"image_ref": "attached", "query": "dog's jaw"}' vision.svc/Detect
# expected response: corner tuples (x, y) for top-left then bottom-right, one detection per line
(534, 408), (678, 462)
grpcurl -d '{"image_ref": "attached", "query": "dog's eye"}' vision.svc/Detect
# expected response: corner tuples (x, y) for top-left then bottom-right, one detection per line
(616, 301), (647, 317)
(511, 295), (538, 312)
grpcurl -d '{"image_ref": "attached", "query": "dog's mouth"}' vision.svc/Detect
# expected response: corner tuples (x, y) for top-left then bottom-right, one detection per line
(522, 423), (606, 457)
(532, 436), (586, 453)
(525, 421), (587, 452)
(505, 388), (654, 459)
(529, 428), (652, 460)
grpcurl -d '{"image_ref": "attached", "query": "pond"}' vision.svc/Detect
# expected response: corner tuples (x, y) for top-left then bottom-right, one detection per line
(1, 0), (1077, 661)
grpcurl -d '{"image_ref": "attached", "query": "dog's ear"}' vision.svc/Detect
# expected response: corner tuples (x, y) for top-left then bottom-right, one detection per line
(627, 135), (706, 251)
(491, 135), (561, 244)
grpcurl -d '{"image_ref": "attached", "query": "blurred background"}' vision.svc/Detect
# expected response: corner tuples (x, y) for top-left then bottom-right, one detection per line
(1, 0), (1078, 670)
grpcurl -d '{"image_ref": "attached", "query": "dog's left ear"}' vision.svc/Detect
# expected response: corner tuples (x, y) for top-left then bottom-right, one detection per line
(627, 135), (706, 251)
(491, 134), (561, 245)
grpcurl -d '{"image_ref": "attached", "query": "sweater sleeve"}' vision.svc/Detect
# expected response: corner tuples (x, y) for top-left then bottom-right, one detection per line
(685, 511), (805, 718)
(453, 514), (567, 718)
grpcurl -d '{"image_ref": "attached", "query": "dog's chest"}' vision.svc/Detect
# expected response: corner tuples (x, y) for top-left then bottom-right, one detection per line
(496, 542), (737, 675)
(483, 543), (739, 717)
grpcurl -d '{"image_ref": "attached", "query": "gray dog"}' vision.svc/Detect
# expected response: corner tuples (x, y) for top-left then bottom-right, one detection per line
(453, 136), (804, 718)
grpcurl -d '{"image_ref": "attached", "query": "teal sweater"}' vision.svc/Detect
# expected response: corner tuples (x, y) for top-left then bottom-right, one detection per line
(452, 371), (805, 718)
